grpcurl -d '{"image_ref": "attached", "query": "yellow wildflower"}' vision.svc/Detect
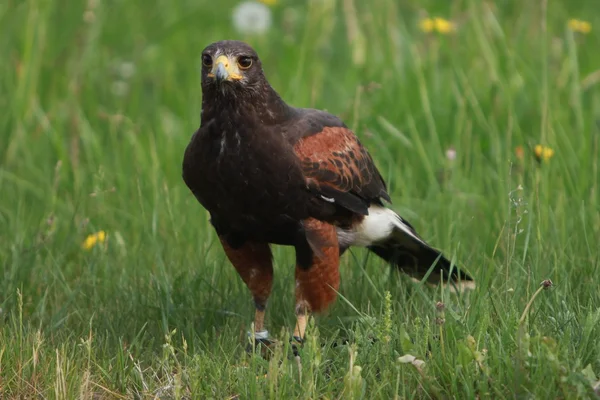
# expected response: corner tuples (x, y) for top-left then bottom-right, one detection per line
(81, 231), (107, 250)
(258, 0), (277, 5)
(419, 17), (455, 34)
(568, 19), (591, 34)
(534, 145), (554, 162)
(419, 18), (435, 33)
(434, 17), (455, 34)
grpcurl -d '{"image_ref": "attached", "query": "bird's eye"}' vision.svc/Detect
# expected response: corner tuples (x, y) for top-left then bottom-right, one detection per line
(237, 56), (252, 70)
(202, 54), (213, 68)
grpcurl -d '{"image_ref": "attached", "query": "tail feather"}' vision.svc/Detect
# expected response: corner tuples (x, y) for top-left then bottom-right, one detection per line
(367, 240), (472, 283)
(340, 205), (474, 286)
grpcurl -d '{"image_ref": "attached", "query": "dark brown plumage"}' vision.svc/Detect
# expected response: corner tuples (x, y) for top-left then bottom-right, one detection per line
(182, 40), (473, 345)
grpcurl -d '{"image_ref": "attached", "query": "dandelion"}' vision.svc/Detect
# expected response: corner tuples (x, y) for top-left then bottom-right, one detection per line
(434, 17), (456, 34)
(110, 60), (136, 80)
(232, 1), (272, 35)
(81, 231), (107, 250)
(534, 145), (554, 162)
(445, 147), (457, 161)
(110, 80), (129, 97)
(117, 62), (136, 79)
(568, 19), (591, 34)
(419, 18), (435, 33)
(419, 17), (456, 34)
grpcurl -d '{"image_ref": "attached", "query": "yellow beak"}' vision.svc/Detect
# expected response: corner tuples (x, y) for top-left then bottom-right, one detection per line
(208, 55), (243, 82)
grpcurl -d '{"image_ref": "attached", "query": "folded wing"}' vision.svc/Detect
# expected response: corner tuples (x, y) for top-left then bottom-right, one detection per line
(293, 126), (391, 217)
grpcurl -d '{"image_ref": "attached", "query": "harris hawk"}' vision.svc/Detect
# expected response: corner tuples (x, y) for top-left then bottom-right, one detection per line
(182, 40), (473, 348)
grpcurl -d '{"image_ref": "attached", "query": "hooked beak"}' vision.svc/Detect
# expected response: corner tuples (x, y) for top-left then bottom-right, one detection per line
(208, 55), (243, 83)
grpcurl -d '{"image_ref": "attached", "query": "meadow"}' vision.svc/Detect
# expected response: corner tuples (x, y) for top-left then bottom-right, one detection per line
(1, 0), (600, 398)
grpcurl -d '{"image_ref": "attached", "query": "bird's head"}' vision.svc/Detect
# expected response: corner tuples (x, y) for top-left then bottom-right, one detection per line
(200, 40), (265, 95)
(199, 40), (290, 123)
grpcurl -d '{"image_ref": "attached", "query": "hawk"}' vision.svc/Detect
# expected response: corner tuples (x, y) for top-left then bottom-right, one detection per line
(182, 40), (473, 348)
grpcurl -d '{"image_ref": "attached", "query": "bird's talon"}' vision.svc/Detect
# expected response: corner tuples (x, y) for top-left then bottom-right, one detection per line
(291, 344), (300, 358)
(246, 330), (274, 354)
(246, 338), (275, 353)
(291, 335), (304, 344)
(290, 335), (304, 357)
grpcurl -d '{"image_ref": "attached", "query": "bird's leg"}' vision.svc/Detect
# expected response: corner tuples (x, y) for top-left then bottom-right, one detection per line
(291, 301), (309, 356)
(252, 301), (269, 343)
(219, 237), (274, 347)
(292, 219), (340, 356)
(293, 302), (309, 341)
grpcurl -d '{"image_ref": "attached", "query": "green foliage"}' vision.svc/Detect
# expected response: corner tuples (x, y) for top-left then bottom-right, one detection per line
(1, 0), (600, 398)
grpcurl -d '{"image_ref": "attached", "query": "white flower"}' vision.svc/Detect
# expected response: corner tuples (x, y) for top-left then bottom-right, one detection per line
(232, 1), (272, 35)
(110, 60), (136, 80)
(118, 62), (136, 79)
(445, 147), (457, 161)
(111, 80), (129, 97)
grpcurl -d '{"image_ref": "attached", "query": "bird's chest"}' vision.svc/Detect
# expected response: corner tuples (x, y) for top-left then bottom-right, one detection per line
(187, 124), (308, 225)
(199, 130), (277, 193)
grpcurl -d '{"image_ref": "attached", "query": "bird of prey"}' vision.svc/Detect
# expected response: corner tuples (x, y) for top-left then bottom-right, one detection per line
(182, 40), (473, 348)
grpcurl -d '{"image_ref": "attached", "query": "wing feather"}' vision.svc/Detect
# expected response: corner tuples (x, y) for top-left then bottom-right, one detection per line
(293, 126), (390, 216)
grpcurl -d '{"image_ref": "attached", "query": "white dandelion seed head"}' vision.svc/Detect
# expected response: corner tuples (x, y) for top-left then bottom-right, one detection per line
(111, 80), (129, 97)
(118, 62), (136, 79)
(110, 59), (136, 81)
(445, 147), (457, 161)
(232, 1), (272, 35)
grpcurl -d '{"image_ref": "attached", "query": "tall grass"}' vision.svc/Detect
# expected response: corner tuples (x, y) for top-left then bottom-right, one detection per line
(1, 0), (599, 398)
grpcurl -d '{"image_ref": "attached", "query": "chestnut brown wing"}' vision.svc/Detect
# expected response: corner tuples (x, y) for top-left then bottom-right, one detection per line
(293, 126), (391, 216)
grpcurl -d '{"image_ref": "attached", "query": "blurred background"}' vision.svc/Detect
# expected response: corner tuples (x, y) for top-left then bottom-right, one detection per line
(1, 0), (599, 397)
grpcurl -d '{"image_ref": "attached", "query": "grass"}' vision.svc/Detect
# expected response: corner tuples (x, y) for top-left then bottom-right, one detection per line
(1, 0), (600, 398)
